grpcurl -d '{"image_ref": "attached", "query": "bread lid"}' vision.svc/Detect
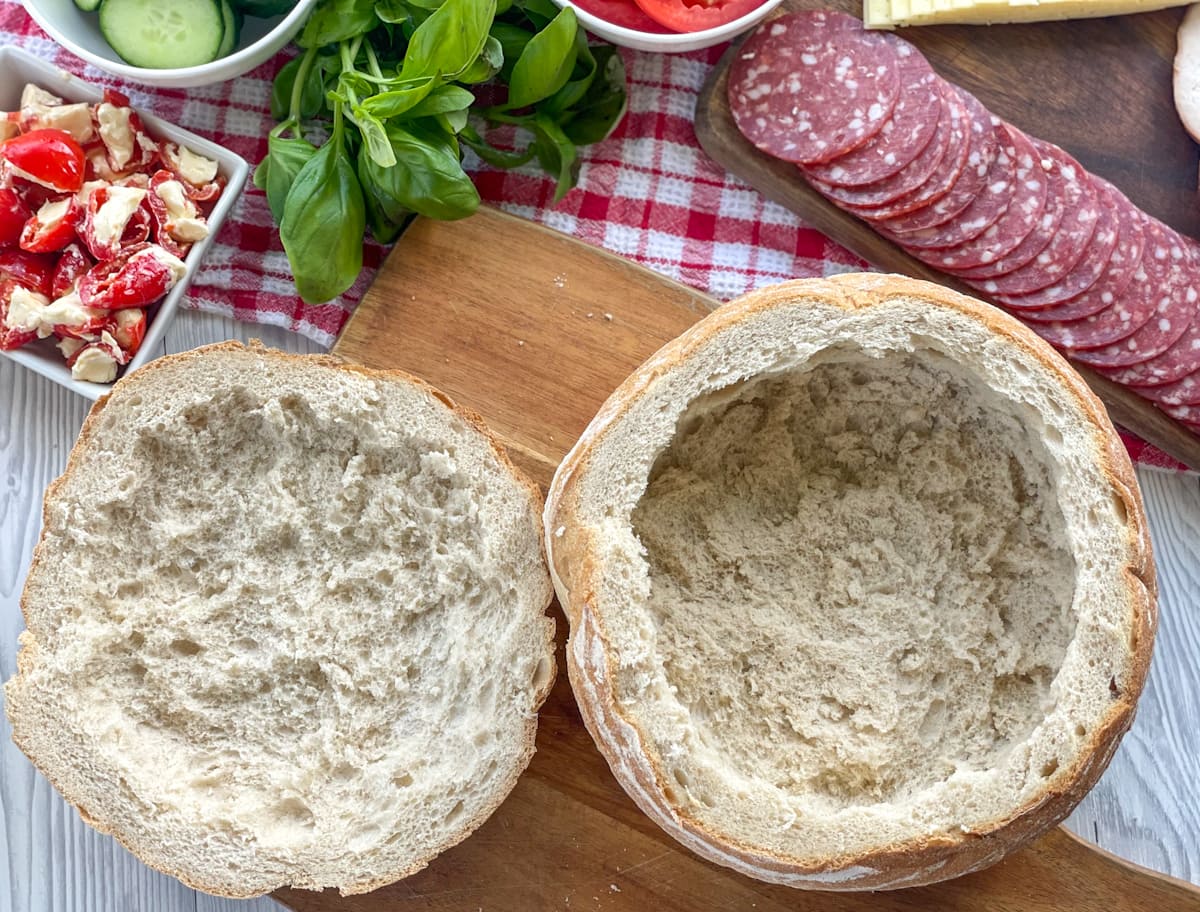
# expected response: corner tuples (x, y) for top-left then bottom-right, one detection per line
(5, 342), (556, 897)
(544, 273), (1156, 890)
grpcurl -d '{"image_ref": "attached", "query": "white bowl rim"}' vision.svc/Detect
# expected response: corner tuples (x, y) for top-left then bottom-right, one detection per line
(553, 0), (785, 48)
(22, 0), (319, 80)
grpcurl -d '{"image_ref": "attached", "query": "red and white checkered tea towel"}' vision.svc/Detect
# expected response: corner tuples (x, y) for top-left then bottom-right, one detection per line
(1, 0), (1185, 470)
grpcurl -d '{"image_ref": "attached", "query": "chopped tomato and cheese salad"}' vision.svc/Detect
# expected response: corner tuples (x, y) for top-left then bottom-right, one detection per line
(0, 84), (223, 384)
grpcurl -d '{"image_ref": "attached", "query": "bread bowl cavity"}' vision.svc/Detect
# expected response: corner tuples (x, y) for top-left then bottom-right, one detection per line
(6, 342), (556, 898)
(544, 274), (1156, 890)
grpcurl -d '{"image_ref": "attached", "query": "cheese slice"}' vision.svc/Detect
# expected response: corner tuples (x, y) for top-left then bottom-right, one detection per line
(865, 0), (1193, 27)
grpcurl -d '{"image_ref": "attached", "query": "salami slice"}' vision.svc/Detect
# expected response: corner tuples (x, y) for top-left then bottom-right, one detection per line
(888, 122), (1016, 251)
(1019, 196), (1146, 325)
(968, 145), (1099, 296)
(917, 125), (1046, 272)
(803, 58), (941, 189)
(1027, 217), (1161, 351)
(871, 88), (996, 234)
(1069, 225), (1197, 368)
(840, 87), (970, 219)
(1101, 312), (1200, 387)
(1158, 399), (1200, 425)
(729, 12), (901, 165)
(1134, 369), (1200, 406)
(992, 181), (1121, 310)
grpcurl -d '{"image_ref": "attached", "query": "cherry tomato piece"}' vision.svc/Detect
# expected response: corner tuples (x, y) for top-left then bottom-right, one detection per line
(107, 307), (146, 356)
(0, 188), (32, 247)
(53, 242), (94, 298)
(2, 129), (87, 193)
(0, 278), (38, 351)
(631, 0), (763, 31)
(80, 185), (149, 261)
(0, 248), (55, 297)
(568, 0), (674, 31)
(78, 243), (184, 310)
(19, 196), (81, 254)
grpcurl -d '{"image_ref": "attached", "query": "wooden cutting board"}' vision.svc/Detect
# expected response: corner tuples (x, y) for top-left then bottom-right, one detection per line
(693, 0), (1200, 471)
(272, 206), (1200, 912)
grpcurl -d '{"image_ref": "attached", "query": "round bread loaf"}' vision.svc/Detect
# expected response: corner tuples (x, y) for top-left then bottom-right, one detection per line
(544, 274), (1156, 890)
(6, 341), (556, 897)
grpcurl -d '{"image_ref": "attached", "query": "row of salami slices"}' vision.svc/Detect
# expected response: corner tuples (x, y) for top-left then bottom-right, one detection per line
(728, 9), (1200, 435)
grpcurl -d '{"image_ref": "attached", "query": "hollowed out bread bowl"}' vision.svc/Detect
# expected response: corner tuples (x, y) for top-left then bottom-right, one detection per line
(544, 273), (1157, 890)
(5, 341), (556, 897)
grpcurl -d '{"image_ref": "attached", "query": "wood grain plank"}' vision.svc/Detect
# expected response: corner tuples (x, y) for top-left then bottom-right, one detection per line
(692, 1), (1200, 470)
(333, 209), (714, 489)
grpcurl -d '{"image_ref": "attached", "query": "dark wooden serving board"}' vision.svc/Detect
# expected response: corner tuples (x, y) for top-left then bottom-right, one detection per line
(694, 0), (1200, 470)
(271, 207), (1200, 912)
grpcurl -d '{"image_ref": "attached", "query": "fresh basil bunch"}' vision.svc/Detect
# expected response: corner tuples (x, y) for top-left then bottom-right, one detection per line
(255, 0), (628, 304)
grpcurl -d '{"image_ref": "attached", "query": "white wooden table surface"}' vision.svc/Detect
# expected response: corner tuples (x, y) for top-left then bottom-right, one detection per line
(1, 310), (1197, 912)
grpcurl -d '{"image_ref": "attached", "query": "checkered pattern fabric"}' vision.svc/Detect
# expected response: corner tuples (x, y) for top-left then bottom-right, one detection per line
(1, 0), (1185, 470)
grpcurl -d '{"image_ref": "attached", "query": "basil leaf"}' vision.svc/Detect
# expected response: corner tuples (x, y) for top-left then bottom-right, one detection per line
(461, 123), (536, 169)
(299, 0), (379, 48)
(271, 56), (326, 121)
(542, 29), (595, 114)
(532, 114), (577, 201)
(374, 0), (411, 22)
(438, 108), (470, 133)
(458, 35), (504, 85)
(348, 107), (396, 167)
(506, 7), (577, 109)
(490, 22), (533, 81)
(259, 133), (319, 223)
(280, 140), (366, 304)
(561, 45), (627, 145)
(401, 0), (496, 82)
(513, 0), (560, 28)
(360, 77), (437, 119)
(360, 122), (480, 221)
(401, 85), (476, 119)
(337, 70), (377, 103)
(358, 153), (409, 244)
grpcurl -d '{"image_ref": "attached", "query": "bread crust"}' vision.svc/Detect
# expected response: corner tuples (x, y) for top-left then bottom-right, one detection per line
(6, 340), (557, 898)
(544, 273), (1157, 890)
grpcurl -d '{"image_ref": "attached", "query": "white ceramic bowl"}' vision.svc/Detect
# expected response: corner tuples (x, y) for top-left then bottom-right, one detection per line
(553, 0), (784, 52)
(23, 0), (318, 89)
(0, 46), (249, 401)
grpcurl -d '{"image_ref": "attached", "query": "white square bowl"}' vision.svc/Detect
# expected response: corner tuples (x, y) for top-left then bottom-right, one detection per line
(0, 45), (250, 401)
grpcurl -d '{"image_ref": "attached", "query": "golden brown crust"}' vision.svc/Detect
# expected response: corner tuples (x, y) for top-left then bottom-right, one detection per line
(545, 273), (1157, 890)
(6, 340), (557, 899)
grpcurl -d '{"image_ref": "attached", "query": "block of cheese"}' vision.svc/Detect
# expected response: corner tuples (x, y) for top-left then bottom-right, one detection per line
(866, 0), (1193, 28)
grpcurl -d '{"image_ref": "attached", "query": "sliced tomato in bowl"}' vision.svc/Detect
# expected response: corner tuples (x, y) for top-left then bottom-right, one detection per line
(572, 0), (674, 32)
(632, 0), (764, 32)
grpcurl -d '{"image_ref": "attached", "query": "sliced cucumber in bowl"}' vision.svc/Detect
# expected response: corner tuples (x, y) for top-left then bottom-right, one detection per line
(98, 0), (226, 69)
(217, 0), (243, 58)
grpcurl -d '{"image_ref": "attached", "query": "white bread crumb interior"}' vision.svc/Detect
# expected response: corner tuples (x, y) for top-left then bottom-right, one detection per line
(545, 274), (1155, 889)
(6, 342), (556, 898)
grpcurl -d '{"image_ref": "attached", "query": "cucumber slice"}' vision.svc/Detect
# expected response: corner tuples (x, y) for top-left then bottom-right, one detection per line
(216, 0), (242, 57)
(99, 0), (225, 69)
(74, 0), (103, 12)
(232, 0), (297, 17)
